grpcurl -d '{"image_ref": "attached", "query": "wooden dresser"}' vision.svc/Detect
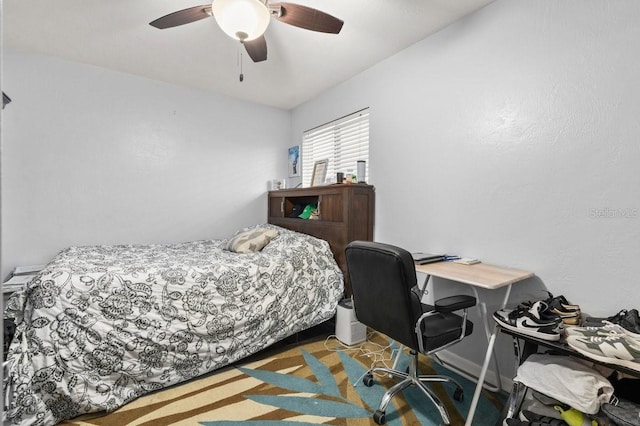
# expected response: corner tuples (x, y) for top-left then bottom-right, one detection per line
(267, 184), (375, 296)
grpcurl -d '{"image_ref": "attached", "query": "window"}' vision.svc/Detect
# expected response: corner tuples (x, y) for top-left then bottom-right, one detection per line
(302, 108), (369, 187)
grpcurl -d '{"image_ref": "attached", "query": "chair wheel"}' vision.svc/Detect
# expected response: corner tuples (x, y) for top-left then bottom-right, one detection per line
(363, 373), (374, 387)
(453, 387), (464, 402)
(373, 409), (386, 425)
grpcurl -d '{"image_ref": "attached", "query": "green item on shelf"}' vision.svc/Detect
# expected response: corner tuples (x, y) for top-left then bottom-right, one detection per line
(298, 204), (316, 219)
(554, 406), (597, 426)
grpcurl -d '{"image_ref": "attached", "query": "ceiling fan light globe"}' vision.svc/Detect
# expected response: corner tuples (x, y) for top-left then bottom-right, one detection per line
(211, 0), (270, 41)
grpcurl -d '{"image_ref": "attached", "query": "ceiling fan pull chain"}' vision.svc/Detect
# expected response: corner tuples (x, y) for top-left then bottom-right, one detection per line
(238, 44), (244, 82)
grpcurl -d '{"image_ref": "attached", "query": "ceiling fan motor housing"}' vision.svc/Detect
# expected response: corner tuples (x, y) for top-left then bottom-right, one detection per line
(212, 0), (271, 41)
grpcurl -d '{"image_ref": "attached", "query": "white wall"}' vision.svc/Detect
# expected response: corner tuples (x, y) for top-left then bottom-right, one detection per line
(291, 0), (640, 381)
(1, 49), (291, 279)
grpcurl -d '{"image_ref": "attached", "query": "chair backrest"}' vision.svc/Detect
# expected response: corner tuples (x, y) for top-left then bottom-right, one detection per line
(345, 240), (423, 350)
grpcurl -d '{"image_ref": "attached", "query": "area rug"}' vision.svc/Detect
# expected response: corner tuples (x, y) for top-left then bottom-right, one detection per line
(61, 333), (505, 426)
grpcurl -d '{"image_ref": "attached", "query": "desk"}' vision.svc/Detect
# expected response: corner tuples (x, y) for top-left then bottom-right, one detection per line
(415, 261), (533, 426)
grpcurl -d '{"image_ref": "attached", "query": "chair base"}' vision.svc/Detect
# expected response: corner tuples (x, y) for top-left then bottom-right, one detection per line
(362, 350), (464, 425)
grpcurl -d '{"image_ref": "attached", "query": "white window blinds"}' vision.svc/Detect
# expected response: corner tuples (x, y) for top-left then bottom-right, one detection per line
(302, 108), (369, 187)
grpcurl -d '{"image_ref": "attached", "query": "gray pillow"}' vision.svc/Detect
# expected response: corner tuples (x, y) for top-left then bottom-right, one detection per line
(225, 228), (278, 253)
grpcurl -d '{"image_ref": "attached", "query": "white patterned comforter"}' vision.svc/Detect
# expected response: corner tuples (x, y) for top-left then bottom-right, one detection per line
(3, 225), (343, 425)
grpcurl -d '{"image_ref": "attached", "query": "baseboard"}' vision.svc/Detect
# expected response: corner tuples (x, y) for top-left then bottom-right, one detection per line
(435, 349), (513, 393)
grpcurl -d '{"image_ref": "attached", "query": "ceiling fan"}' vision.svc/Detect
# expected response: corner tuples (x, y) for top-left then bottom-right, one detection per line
(150, 0), (343, 63)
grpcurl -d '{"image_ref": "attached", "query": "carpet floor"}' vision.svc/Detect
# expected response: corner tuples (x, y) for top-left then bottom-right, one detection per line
(61, 332), (505, 426)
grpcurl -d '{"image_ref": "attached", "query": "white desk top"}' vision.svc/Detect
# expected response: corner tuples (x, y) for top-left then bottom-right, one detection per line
(415, 261), (533, 290)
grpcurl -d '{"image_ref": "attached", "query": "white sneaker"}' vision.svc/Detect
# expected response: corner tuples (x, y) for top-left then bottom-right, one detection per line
(493, 301), (561, 341)
(566, 334), (640, 372)
(564, 321), (632, 338)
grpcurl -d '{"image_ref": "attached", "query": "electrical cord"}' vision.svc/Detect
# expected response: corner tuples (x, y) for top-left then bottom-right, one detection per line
(323, 331), (403, 385)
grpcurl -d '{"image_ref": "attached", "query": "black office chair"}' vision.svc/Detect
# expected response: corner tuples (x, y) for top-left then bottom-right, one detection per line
(345, 241), (477, 425)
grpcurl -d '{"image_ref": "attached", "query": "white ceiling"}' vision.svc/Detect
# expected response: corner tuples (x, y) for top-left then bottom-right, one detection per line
(3, 0), (493, 110)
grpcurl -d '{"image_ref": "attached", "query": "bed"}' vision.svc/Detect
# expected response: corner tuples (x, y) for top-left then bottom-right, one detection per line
(3, 224), (344, 426)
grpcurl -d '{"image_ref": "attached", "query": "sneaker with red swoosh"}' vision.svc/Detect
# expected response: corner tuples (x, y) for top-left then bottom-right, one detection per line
(493, 301), (561, 341)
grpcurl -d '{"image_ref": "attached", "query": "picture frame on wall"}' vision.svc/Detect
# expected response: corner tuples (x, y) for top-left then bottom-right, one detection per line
(288, 146), (300, 177)
(311, 159), (328, 186)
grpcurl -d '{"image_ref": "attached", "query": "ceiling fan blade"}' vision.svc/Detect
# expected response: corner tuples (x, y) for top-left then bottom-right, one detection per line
(244, 35), (268, 62)
(149, 5), (212, 29)
(272, 2), (343, 34)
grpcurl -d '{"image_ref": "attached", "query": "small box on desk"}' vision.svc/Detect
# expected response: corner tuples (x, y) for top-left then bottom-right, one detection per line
(335, 298), (367, 345)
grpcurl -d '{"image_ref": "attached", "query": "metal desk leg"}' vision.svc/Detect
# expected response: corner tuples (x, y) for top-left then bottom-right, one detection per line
(419, 274), (503, 393)
(465, 283), (512, 426)
(468, 287), (503, 393)
(430, 287), (502, 393)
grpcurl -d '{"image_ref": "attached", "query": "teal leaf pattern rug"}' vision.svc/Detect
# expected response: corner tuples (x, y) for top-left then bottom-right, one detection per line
(201, 339), (504, 426)
(61, 334), (505, 425)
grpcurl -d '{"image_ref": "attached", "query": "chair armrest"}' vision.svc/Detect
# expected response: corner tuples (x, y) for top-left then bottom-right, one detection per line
(434, 295), (477, 313)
